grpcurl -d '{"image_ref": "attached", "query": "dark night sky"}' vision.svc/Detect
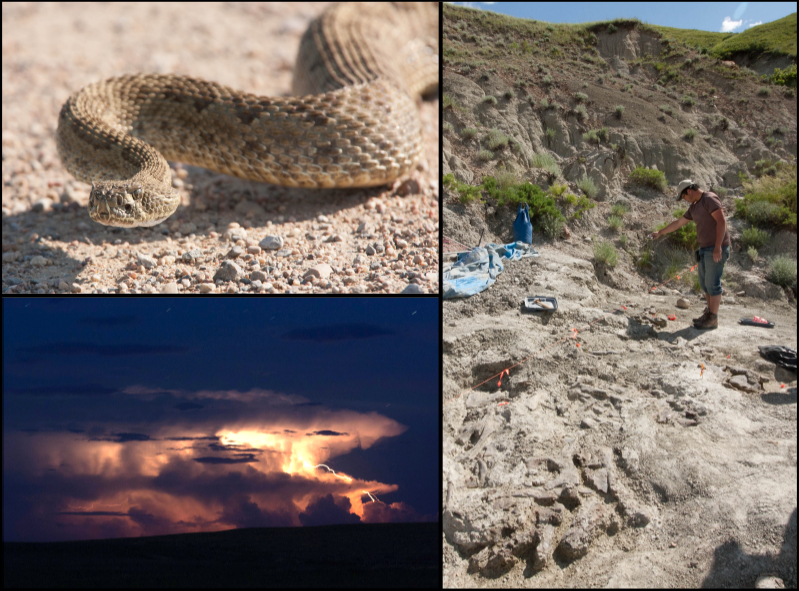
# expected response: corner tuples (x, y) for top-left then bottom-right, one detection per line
(2, 298), (439, 542)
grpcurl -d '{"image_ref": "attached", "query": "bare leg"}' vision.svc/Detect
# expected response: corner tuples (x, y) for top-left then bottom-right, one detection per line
(707, 294), (721, 314)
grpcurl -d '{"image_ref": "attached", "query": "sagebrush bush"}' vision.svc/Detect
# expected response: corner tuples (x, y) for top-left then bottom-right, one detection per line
(531, 152), (561, 177)
(486, 129), (510, 150)
(741, 227), (770, 249)
(767, 255), (797, 288)
(577, 175), (598, 199)
(538, 212), (566, 239)
(629, 167), (667, 191)
(593, 241), (618, 267)
(611, 203), (630, 216)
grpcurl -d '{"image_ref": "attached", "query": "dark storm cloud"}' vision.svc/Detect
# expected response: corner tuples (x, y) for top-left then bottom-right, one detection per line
(281, 323), (396, 342)
(173, 402), (204, 411)
(310, 430), (348, 437)
(299, 494), (361, 526)
(78, 315), (139, 327)
(56, 511), (130, 517)
(163, 436), (219, 441)
(194, 454), (259, 464)
(89, 432), (152, 443)
(4, 384), (119, 397)
(21, 342), (188, 357)
(218, 495), (294, 528)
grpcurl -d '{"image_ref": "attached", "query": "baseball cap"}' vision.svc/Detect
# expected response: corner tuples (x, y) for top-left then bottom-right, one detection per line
(676, 179), (693, 201)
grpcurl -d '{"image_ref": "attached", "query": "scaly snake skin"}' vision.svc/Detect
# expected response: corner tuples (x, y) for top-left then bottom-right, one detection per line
(56, 2), (438, 227)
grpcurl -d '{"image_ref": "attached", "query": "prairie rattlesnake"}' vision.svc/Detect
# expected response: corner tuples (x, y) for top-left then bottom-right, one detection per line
(56, 3), (438, 227)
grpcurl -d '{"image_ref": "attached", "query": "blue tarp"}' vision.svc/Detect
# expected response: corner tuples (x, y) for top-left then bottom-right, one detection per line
(443, 242), (539, 299)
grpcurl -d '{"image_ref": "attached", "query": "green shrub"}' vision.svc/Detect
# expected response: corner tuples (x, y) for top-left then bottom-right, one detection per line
(477, 149), (493, 162)
(495, 168), (518, 191)
(768, 64), (797, 88)
(658, 104), (673, 116)
(575, 105), (588, 120)
(549, 182), (569, 199)
(656, 208), (697, 250)
(504, 89), (515, 99)
(462, 127), (478, 139)
(619, 234), (628, 246)
(486, 129), (510, 150)
(611, 203), (630, 217)
(757, 86), (771, 97)
(482, 177), (565, 229)
(683, 128), (697, 141)
(575, 92), (588, 102)
(483, 95), (498, 106)
(629, 167), (667, 191)
(741, 227), (770, 249)
(747, 246), (758, 263)
(608, 215), (623, 232)
(577, 175), (598, 199)
(767, 255), (797, 288)
(531, 152), (561, 177)
(637, 249), (653, 270)
(443, 173), (483, 204)
(540, 98), (550, 109)
(734, 164), (796, 230)
(614, 105), (625, 118)
(681, 95), (696, 107)
(582, 127), (608, 144)
(538, 211), (566, 239)
(572, 195), (596, 219)
(593, 241), (618, 267)
(545, 128), (556, 142)
(543, 74), (553, 85)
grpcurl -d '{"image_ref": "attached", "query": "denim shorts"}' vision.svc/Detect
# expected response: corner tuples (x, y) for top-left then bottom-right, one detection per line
(697, 245), (730, 296)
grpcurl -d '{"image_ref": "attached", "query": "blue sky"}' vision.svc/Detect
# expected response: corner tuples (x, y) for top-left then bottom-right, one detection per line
(2, 298), (439, 542)
(449, 2), (796, 32)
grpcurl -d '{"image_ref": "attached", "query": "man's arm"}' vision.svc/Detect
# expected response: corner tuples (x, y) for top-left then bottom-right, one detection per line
(651, 216), (690, 239)
(711, 208), (727, 262)
(711, 208), (727, 248)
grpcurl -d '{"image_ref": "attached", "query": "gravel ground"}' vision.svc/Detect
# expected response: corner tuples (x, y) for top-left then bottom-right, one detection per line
(2, 2), (439, 294)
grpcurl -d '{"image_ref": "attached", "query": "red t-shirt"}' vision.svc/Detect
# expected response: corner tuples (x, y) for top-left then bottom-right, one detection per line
(682, 191), (731, 248)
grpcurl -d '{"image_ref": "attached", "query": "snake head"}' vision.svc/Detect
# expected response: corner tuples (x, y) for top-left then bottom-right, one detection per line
(89, 181), (178, 227)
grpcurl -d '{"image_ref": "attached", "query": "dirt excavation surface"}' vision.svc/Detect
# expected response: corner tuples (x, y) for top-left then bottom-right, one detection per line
(443, 248), (797, 588)
(2, 3), (439, 294)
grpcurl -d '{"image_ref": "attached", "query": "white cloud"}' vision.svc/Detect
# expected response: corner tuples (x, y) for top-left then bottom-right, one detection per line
(747, 21), (763, 28)
(721, 17), (743, 32)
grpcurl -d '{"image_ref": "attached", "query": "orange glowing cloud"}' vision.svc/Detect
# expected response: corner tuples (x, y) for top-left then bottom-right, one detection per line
(3, 389), (410, 540)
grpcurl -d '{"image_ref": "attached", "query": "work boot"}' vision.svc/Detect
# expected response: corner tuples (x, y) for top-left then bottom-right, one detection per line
(692, 306), (710, 324)
(694, 312), (718, 329)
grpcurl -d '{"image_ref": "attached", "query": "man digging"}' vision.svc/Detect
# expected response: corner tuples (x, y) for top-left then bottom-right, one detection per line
(649, 180), (731, 329)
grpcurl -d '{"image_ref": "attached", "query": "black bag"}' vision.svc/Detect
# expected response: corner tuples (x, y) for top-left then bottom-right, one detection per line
(695, 249), (700, 263)
(758, 346), (797, 373)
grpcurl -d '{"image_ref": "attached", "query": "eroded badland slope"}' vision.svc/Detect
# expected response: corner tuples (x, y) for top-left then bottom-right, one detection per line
(443, 5), (797, 588)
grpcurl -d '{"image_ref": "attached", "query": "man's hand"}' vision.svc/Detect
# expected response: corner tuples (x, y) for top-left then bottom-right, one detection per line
(713, 246), (721, 262)
(648, 231), (660, 240)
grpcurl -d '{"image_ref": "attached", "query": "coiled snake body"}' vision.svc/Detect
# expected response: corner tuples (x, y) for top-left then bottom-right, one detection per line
(56, 3), (438, 227)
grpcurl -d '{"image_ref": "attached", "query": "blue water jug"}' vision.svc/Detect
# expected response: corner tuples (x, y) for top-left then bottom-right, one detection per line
(513, 203), (533, 244)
